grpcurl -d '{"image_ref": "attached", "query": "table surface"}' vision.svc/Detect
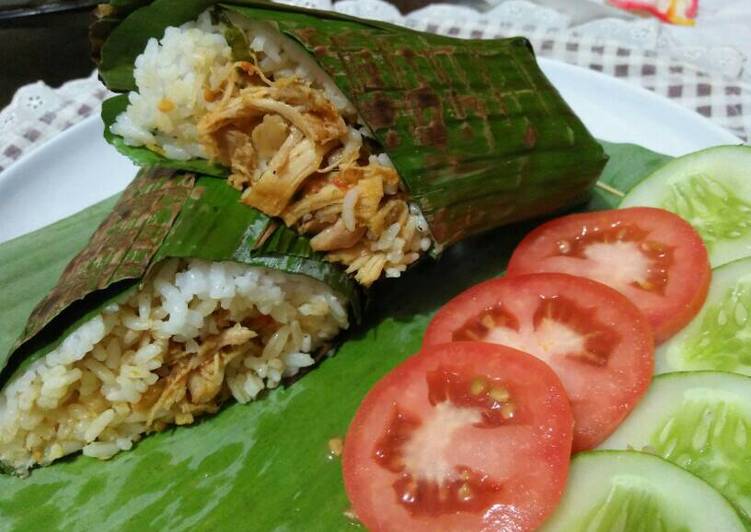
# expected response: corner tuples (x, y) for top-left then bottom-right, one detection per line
(0, 10), (95, 108)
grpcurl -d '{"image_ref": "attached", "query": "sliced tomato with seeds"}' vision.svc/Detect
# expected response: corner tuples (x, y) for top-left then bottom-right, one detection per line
(506, 207), (711, 343)
(343, 342), (573, 532)
(423, 273), (654, 451)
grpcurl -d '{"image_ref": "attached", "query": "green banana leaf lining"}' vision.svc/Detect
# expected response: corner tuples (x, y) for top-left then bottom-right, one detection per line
(0, 142), (667, 529)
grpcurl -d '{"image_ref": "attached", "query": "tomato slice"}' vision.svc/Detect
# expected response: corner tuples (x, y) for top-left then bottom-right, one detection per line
(423, 273), (654, 451)
(506, 207), (711, 343)
(343, 342), (573, 532)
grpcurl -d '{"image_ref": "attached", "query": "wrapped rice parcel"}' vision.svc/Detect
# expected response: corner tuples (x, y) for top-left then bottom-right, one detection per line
(94, 0), (608, 286)
(0, 168), (358, 475)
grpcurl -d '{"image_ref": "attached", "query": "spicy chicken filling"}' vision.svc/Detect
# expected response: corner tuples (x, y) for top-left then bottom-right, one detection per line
(111, 13), (432, 286)
(0, 260), (348, 475)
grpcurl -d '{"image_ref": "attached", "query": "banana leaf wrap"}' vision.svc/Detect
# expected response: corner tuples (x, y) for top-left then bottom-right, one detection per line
(0, 142), (668, 525)
(0, 166), (360, 394)
(95, 0), (608, 248)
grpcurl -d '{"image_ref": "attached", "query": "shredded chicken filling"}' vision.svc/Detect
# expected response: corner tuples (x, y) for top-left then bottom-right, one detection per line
(196, 60), (430, 286)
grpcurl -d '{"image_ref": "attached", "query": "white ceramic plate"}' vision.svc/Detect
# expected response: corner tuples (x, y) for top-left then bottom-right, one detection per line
(0, 59), (740, 244)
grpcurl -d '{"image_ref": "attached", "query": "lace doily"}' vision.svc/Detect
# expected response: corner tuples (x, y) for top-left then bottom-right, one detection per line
(0, 72), (109, 171)
(2, 0), (749, 173)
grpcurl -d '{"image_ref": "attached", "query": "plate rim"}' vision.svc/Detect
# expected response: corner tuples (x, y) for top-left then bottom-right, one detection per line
(539, 58), (741, 145)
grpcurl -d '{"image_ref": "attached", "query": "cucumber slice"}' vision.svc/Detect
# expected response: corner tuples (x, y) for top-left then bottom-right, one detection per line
(657, 258), (751, 375)
(598, 372), (751, 523)
(620, 145), (751, 267)
(541, 450), (746, 532)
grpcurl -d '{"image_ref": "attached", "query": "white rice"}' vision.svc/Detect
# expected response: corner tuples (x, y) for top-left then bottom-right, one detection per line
(234, 15), (355, 115)
(342, 187), (359, 232)
(111, 12), (233, 160)
(0, 259), (348, 474)
(112, 11), (354, 160)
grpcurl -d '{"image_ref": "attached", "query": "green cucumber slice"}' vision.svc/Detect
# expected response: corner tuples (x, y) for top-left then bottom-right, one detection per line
(657, 258), (751, 375)
(598, 372), (751, 523)
(541, 450), (746, 532)
(620, 145), (751, 267)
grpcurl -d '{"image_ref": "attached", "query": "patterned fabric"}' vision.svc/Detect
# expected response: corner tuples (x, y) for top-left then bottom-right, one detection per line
(404, 18), (750, 143)
(538, 35), (750, 142)
(0, 2), (748, 175)
(0, 72), (110, 173)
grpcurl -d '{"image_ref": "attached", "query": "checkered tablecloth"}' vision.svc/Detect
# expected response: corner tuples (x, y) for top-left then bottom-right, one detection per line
(0, 73), (110, 172)
(404, 10), (750, 143)
(525, 34), (749, 142)
(1, 1), (748, 174)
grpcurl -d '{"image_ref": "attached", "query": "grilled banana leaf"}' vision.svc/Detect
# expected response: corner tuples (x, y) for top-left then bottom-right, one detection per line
(95, 0), (607, 248)
(0, 167), (359, 390)
(0, 141), (664, 527)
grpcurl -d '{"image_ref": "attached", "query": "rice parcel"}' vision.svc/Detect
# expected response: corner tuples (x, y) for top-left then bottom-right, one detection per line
(102, 2), (608, 290)
(112, 12), (432, 287)
(0, 171), (352, 476)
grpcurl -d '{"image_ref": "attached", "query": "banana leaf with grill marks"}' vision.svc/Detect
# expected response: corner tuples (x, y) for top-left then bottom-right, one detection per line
(94, 0), (608, 249)
(0, 166), (359, 474)
(0, 142), (667, 526)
